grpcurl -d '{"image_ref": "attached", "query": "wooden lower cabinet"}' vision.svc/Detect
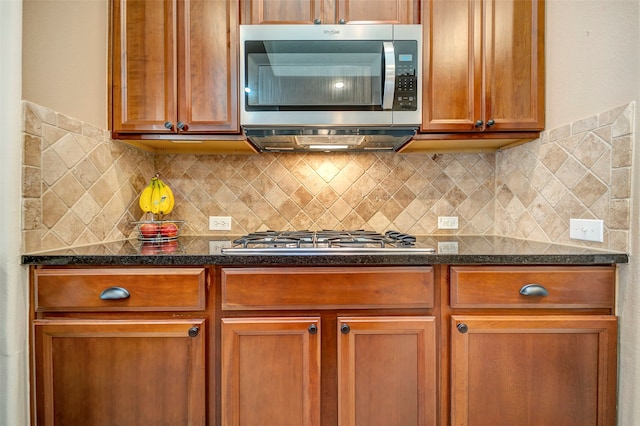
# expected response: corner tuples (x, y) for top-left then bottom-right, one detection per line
(30, 264), (619, 426)
(337, 317), (437, 426)
(221, 317), (321, 425)
(33, 319), (206, 426)
(30, 266), (210, 426)
(447, 265), (618, 426)
(221, 315), (437, 426)
(450, 315), (617, 426)
(219, 266), (437, 426)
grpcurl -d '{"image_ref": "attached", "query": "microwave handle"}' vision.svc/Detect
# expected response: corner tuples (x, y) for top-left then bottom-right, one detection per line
(382, 42), (395, 110)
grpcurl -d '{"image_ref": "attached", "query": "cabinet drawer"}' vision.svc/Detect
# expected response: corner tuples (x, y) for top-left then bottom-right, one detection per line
(34, 268), (207, 312)
(450, 266), (615, 309)
(221, 266), (434, 310)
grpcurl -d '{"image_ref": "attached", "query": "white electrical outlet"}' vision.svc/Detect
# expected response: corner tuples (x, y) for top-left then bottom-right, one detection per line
(209, 240), (232, 254)
(209, 216), (232, 231)
(570, 218), (604, 242)
(438, 216), (459, 229)
(438, 241), (459, 254)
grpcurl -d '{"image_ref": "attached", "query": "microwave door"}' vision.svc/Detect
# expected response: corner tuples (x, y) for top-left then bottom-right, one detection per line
(382, 42), (395, 110)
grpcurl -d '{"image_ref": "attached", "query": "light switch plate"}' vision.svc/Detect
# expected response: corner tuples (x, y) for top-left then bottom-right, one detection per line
(569, 218), (604, 242)
(438, 216), (458, 229)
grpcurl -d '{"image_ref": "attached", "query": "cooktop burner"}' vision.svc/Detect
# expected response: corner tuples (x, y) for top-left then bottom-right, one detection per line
(221, 230), (435, 255)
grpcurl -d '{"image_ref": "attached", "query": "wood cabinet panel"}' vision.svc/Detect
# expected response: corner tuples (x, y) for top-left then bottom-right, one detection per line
(336, 0), (418, 24)
(337, 316), (437, 426)
(484, 0), (545, 131)
(422, 0), (480, 131)
(450, 315), (617, 426)
(178, 0), (239, 132)
(112, 0), (176, 133)
(450, 265), (615, 309)
(242, 0), (322, 24)
(221, 317), (321, 426)
(221, 266), (434, 310)
(421, 0), (544, 133)
(33, 319), (206, 426)
(111, 0), (239, 137)
(34, 267), (206, 311)
(241, 0), (418, 24)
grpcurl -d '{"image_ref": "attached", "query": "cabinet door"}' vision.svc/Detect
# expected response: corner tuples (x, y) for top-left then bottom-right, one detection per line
(422, 0), (544, 132)
(178, 0), (239, 132)
(484, 0), (544, 131)
(451, 315), (617, 426)
(221, 317), (321, 426)
(241, 0), (324, 24)
(33, 319), (206, 426)
(242, 0), (417, 24)
(338, 316), (437, 426)
(422, 0), (481, 131)
(112, 0), (177, 134)
(336, 0), (419, 24)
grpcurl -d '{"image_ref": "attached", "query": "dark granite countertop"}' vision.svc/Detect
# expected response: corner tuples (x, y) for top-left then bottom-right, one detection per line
(21, 235), (628, 266)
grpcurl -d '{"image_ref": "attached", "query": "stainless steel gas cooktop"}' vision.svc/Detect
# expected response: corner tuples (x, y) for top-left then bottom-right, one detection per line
(220, 230), (436, 255)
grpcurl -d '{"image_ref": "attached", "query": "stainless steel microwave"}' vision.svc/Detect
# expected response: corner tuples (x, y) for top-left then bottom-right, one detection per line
(239, 24), (422, 152)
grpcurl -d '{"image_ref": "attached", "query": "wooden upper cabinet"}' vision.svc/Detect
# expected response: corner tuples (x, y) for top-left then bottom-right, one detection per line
(111, 0), (175, 134)
(111, 0), (239, 137)
(421, 0), (544, 133)
(241, 0), (419, 24)
(241, 0), (322, 24)
(178, 0), (238, 132)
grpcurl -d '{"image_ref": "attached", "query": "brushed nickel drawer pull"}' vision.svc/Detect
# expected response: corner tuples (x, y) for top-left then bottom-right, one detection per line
(100, 286), (131, 300)
(519, 284), (549, 297)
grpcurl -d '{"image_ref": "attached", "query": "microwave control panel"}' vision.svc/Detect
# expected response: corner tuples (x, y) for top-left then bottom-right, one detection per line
(393, 41), (419, 111)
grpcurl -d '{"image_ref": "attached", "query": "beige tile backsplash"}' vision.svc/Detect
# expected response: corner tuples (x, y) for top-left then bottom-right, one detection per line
(495, 102), (633, 252)
(21, 100), (634, 253)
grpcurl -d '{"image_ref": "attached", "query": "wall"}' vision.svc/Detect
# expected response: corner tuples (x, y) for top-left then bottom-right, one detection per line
(23, 102), (634, 256)
(22, 0), (107, 129)
(496, 103), (634, 253)
(22, 101), (498, 253)
(0, 0), (29, 424)
(22, 102), (153, 253)
(545, 0), (639, 130)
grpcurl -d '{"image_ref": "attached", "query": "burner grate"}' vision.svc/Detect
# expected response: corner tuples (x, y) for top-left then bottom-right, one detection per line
(233, 230), (417, 249)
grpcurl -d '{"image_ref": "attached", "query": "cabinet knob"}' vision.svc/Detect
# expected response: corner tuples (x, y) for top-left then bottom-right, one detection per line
(188, 326), (200, 337)
(176, 121), (188, 131)
(519, 284), (549, 297)
(338, 19), (346, 24)
(457, 323), (468, 333)
(486, 119), (496, 127)
(474, 120), (484, 128)
(99, 286), (130, 300)
(308, 324), (318, 335)
(164, 121), (173, 130)
(313, 18), (321, 24)
(340, 324), (351, 334)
